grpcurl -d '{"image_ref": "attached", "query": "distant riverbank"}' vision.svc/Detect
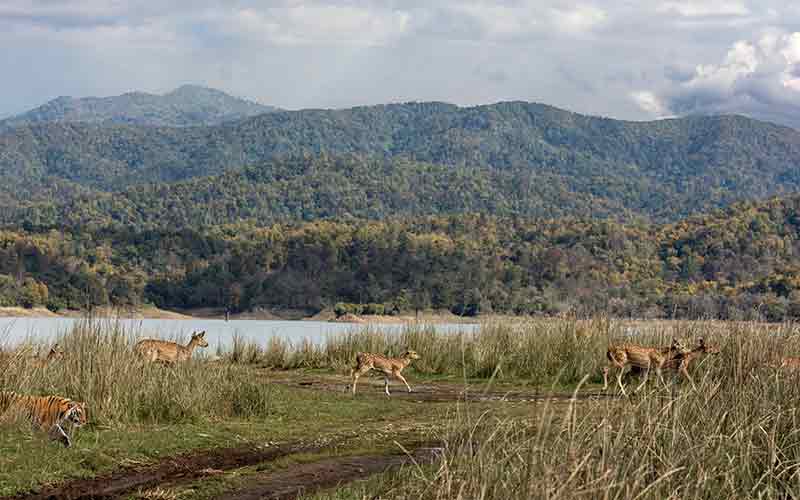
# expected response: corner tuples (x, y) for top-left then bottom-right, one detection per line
(0, 306), (191, 320)
(0, 306), (481, 324)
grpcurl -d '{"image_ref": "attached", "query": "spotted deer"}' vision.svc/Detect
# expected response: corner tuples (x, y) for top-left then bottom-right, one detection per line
(135, 331), (209, 364)
(1, 343), (64, 368)
(30, 343), (66, 368)
(624, 337), (720, 390)
(603, 338), (689, 396)
(350, 350), (421, 396)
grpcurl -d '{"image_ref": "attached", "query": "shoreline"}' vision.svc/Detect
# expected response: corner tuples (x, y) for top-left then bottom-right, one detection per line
(0, 306), (482, 324)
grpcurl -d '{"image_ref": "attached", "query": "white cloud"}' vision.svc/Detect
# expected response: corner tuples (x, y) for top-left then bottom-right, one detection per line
(658, 1), (750, 17)
(222, 5), (411, 46)
(636, 30), (800, 127)
(2, 0), (800, 123)
(631, 91), (668, 116)
(550, 5), (607, 34)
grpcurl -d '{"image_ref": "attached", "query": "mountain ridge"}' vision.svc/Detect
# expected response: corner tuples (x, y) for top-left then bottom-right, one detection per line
(1, 100), (800, 225)
(0, 84), (278, 129)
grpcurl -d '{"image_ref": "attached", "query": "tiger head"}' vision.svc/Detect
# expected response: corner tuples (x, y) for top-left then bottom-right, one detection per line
(65, 401), (87, 428)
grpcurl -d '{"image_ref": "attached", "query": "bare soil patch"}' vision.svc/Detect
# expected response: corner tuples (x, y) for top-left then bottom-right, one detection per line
(2, 442), (317, 500)
(0, 307), (59, 318)
(306, 309), (480, 324)
(2, 440), (440, 500)
(217, 446), (441, 500)
(0, 306), (192, 319)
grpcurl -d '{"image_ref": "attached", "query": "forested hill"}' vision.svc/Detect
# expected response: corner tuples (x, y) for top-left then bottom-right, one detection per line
(2, 101), (800, 223)
(0, 85), (277, 130)
(5, 195), (800, 321)
(6, 155), (638, 228)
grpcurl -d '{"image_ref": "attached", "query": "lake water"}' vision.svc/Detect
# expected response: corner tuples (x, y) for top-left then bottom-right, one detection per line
(0, 317), (478, 351)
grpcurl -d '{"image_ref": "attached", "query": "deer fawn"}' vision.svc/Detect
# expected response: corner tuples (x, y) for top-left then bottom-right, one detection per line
(135, 331), (209, 364)
(31, 343), (66, 368)
(350, 350), (421, 396)
(603, 338), (688, 396)
(1, 343), (64, 368)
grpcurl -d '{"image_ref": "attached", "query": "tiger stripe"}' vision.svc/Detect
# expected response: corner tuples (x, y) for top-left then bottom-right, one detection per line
(0, 390), (87, 447)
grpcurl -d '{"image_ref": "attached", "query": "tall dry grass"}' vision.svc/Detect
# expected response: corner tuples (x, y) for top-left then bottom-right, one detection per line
(232, 317), (750, 386)
(0, 319), (274, 426)
(308, 320), (800, 499)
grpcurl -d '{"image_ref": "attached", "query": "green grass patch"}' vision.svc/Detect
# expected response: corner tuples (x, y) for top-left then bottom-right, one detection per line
(0, 381), (444, 496)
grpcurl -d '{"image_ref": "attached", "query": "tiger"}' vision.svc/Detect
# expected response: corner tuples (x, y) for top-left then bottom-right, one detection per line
(0, 391), (87, 447)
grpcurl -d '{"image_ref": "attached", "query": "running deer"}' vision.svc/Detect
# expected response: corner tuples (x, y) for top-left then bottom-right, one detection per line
(603, 338), (689, 396)
(350, 350), (421, 396)
(622, 337), (721, 390)
(135, 331), (209, 364)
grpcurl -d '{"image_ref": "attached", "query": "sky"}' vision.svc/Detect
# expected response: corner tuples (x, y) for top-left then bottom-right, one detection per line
(2, 0), (800, 128)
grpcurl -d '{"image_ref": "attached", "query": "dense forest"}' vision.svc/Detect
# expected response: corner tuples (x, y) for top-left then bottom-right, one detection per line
(2, 102), (800, 223)
(4, 195), (800, 321)
(4, 155), (639, 228)
(4, 95), (800, 319)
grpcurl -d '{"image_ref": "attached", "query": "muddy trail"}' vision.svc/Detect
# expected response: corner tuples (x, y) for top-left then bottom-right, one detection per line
(2, 441), (324, 500)
(268, 372), (615, 403)
(217, 446), (441, 500)
(3, 440), (439, 500)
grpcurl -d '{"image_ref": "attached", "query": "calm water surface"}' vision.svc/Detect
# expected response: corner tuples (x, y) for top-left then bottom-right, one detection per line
(0, 317), (478, 350)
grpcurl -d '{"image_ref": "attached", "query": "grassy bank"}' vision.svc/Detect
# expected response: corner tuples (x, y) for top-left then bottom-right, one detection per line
(5, 318), (800, 498)
(2, 320), (273, 425)
(227, 318), (795, 387)
(301, 320), (800, 499)
(0, 320), (455, 496)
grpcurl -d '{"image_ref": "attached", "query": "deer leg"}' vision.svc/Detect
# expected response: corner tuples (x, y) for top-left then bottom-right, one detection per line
(351, 365), (371, 396)
(602, 366), (610, 391)
(635, 364), (649, 393)
(621, 367), (636, 386)
(616, 367), (628, 397)
(680, 362), (697, 391)
(656, 366), (666, 389)
(395, 371), (412, 393)
(384, 376), (391, 397)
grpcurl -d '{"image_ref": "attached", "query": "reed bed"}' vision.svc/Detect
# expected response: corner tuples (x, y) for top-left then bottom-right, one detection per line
(7, 316), (800, 497)
(308, 320), (800, 499)
(0, 319), (274, 426)
(232, 317), (798, 386)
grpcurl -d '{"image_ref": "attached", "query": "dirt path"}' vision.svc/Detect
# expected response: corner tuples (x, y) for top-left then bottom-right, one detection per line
(2, 442), (320, 500)
(3, 441), (439, 500)
(269, 372), (613, 403)
(217, 447), (441, 500)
